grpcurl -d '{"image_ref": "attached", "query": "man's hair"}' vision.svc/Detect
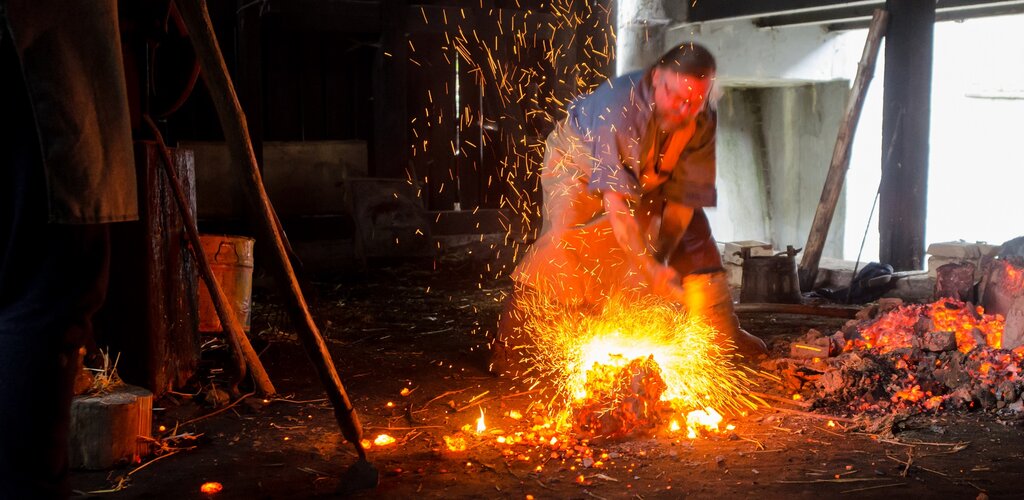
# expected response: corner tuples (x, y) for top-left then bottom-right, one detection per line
(654, 42), (716, 78)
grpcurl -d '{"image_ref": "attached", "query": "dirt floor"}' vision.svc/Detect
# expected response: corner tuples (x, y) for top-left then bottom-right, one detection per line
(71, 263), (1024, 499)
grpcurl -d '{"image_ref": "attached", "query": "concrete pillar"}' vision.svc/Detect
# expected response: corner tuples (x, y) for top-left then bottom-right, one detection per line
(616, 0), (668, 75)
(880, 0), (935, 271)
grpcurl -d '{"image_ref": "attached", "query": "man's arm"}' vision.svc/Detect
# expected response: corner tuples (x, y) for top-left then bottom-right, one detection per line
(654, 200), (694, 263)
(603, 191), (681, 292)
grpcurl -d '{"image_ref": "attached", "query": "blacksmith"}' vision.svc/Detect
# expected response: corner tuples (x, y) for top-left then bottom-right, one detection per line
(491, 42), (766, 375)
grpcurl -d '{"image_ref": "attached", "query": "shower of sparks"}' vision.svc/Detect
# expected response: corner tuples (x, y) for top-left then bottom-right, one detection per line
(514, 290), (759, 419)
(407, 0), (615, 280)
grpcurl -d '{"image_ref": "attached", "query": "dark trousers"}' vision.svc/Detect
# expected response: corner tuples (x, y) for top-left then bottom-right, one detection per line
(0, 30), (111, 499)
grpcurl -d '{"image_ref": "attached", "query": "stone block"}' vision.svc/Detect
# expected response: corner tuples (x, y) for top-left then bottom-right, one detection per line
(722, 240), (773, 265)
(928, 255), (965, 278)
(1003, 295), (1024, 350)
(882, 273), (935, 303)
(927, 241), (983, 260)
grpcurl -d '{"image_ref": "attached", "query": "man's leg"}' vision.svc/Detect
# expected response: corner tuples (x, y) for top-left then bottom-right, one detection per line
(488, 286), (532, 377)
(668, 210), (767, 356)
(0, 30), (111, 498)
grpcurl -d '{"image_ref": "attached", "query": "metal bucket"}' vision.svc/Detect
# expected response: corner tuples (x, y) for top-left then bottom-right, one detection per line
(740, 246), (802, 304)
(197, 234), (255, 332)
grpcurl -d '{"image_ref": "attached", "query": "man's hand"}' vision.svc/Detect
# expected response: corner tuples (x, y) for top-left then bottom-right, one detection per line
(647, 262), (685, 301)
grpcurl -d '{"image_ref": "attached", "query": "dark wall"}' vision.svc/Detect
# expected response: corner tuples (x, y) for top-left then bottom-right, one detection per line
(170, 1), (374, 143)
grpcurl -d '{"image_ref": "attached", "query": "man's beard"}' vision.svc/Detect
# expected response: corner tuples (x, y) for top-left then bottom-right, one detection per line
(655, 109), (693, 131)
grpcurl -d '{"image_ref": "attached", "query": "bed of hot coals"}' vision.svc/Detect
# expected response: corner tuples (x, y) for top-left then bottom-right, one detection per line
(763, 297), (1023, 425)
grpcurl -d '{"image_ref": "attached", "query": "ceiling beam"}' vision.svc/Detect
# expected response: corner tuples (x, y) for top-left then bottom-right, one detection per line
(687, 0), (877, 23)
(689, 0), (1024, 26)
(825, 0), (1024, 31)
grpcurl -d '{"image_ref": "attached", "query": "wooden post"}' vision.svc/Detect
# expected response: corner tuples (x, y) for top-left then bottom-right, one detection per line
(176, 0), (369, 460)
(145, 116), (275, 396)
(879, 0), (935, 271)
(798, 9), (888, 291)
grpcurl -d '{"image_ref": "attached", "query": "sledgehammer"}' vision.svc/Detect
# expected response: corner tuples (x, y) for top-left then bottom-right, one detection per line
(175, 0), (378, 491)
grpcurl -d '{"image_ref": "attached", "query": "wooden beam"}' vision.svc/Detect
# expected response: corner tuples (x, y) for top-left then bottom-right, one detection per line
(693, 0), (1020, 26)
(798, 10), (887, 291)
(879, 0), (935, 271)
(828, 0), (1024, 30)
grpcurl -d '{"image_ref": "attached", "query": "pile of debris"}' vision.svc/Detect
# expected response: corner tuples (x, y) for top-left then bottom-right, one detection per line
(571, 356), (671, 439)
(764, 298), (1024, 416)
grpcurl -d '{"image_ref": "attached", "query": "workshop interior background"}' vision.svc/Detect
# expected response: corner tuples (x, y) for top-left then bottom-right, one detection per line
(54, 0), (1024, 498)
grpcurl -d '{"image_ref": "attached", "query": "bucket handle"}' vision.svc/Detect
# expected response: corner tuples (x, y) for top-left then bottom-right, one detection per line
(214, 241), (241, 263)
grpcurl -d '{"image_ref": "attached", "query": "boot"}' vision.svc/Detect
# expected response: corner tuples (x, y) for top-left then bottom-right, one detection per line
(680, 272), (767, 357)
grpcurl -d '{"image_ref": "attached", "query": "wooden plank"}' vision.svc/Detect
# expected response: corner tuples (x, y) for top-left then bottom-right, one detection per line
(798, 9), (888, 291)
(879, 0), (935, 271)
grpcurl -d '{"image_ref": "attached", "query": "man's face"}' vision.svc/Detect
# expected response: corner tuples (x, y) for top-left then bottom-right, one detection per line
(652, 68), (714, 130)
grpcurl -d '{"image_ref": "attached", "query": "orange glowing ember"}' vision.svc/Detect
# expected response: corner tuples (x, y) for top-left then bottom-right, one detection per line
(443, 435), (467, 452)
(476, 408), (487, 433)
(854, 298), (1004, 353)
(373, 434), (396, 446)
(995, 259), (1024, 294)
(200, 482), (223, 494)
(685, 408), (724, 439)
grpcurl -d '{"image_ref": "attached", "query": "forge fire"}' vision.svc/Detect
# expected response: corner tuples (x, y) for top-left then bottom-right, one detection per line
(513, 293), (756, 439)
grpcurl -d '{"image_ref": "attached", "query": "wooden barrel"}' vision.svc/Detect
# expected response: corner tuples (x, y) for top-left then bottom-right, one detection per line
(740, 249), (802, 304)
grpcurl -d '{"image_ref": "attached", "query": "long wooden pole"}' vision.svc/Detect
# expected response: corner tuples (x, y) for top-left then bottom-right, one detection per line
(176, 0), (368, 460)
(798, 9), (888, 291)
(144, 116), (275, 396)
